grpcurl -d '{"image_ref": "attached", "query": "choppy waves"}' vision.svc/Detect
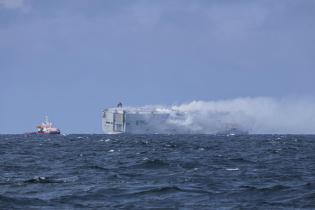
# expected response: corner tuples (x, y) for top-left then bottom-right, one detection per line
(0, 134), (315, 209)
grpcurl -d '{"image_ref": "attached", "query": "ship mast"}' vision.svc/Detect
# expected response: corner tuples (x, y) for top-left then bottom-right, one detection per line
(45, 115), (49, 124)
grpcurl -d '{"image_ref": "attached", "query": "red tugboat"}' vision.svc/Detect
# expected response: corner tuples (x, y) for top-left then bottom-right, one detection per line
(35, 116), (61, 134)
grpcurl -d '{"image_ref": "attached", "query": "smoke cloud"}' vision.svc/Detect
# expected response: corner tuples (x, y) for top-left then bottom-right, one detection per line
(141, 97), (315, 134)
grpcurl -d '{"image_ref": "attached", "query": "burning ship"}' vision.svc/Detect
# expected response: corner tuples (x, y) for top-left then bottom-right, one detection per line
(34, 116), (61, 134)
(102, 103), (248, 135)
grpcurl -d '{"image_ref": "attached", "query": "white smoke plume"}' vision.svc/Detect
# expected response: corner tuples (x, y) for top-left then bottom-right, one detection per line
(140, 97), (315, 134)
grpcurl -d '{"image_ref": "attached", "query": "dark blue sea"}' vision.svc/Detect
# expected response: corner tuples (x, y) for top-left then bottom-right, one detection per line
(0, 134), (315, 209)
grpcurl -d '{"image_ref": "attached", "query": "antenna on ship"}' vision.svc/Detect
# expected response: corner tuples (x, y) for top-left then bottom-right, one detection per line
(117, 102), (123, 108)
(45, 115), (49, 124)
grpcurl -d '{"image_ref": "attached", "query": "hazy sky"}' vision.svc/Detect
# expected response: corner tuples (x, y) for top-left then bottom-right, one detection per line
(1, 0), (315, 133)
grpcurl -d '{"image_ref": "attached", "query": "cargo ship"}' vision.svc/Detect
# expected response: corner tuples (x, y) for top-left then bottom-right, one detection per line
(33, 116), (61, 134)
(102, 103), (248, 134)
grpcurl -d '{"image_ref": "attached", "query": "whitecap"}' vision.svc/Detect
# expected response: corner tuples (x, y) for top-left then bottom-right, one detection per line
(226, 168), (239, 171)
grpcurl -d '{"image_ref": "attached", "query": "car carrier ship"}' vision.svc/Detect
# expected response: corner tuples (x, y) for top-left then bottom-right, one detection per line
(102, 103), (248, 135)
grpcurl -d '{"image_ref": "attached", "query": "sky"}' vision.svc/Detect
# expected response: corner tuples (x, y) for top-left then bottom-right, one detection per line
(0, 0), (315, 133)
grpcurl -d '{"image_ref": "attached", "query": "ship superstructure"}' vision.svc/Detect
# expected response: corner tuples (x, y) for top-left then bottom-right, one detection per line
(102, 103), (248, 134)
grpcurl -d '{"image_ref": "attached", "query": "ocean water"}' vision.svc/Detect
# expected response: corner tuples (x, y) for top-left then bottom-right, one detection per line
(0, 134), (315, 209)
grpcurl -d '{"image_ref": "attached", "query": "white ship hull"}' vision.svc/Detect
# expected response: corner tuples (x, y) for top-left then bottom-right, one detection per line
(102, 105), (248, 135)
